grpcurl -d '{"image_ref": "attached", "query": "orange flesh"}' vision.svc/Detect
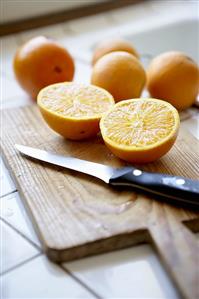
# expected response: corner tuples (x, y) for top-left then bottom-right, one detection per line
(37, 82), (115, 140)
(100, 98), (180, 163)
(103, 100), (176, 147)
(40, 83), (114, 118)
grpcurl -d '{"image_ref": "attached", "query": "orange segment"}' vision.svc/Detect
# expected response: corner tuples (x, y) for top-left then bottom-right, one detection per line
(37, 82), (115, 140)
(100, 98), (180, 163)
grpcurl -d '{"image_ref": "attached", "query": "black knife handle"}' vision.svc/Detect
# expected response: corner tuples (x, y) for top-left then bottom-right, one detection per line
(109, 167), (199, 208)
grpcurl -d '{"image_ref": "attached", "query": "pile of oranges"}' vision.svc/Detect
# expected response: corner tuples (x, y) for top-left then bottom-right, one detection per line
(13, 36), (199, 163)
(90, 38), (199, 110)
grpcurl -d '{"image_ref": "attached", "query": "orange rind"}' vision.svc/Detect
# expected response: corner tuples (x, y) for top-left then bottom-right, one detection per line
(100, 98), (180, 163)
(37, 82), (115, 140)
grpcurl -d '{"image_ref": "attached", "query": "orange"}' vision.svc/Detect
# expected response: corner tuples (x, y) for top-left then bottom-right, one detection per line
(92, 38), (139, 65)
(91, 51), (146, 103)
(13, 36), (75, 99)
(100, 98), (180, 163)
(147, 51), (199, 110)
(37, 82), (114, 140)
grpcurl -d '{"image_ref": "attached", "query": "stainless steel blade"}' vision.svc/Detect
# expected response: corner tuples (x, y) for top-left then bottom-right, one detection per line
(15, 144), (115, 183)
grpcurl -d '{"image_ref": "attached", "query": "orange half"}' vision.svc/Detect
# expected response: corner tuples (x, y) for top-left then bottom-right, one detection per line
(100, 98), (180, 163)
(37, 82), (115, 140)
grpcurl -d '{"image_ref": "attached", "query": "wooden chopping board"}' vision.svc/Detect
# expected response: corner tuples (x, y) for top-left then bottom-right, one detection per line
(1, 105), (199, 299)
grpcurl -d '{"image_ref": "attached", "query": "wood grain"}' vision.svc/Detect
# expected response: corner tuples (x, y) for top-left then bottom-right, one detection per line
(1, 105), (199, 299)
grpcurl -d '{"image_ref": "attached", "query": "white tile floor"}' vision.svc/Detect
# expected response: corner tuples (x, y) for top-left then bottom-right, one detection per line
(1, 1), (199, 298)
(0, 220), (39, 275)
(0, 157), (16, 197)
(1, 256), (95, 299)
(1, 34), (21, 78)
(1, 76), (32, 110)
(74, 60), (92, 84)
(0, 192), (40, 247)
(63, 245), (179, 299)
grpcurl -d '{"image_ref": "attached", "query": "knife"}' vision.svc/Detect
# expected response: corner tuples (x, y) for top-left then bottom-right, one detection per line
(15, 144), (199, 209)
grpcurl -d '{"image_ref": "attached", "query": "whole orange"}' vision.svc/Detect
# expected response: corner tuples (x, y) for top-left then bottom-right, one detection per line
(91, 51), (146, 102)
(13, 36), (75, 99)
(92, 38), (139, 65)
(147, 51), (199, 110)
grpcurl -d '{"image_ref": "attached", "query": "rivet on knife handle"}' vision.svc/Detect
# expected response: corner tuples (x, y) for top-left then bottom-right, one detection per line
(109, 167), (199, 207)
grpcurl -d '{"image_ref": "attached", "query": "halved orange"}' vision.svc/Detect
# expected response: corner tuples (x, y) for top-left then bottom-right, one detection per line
(37, 82), (115, 140)
(100, 98), (180, 163)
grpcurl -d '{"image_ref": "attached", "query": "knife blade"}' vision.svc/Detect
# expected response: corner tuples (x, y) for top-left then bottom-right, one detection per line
(15, 144), (199, 209)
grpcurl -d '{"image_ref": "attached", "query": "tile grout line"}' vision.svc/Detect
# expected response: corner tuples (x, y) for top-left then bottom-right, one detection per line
(60, 264), (103, 299)
(0, 189), (17, 199)
(1, 203), (102, 298)
(0, 216), (42, 251)
(0, 252), (42, 276)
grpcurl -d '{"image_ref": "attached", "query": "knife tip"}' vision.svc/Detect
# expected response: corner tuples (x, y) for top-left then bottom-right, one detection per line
(15, 144), (23, 151)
